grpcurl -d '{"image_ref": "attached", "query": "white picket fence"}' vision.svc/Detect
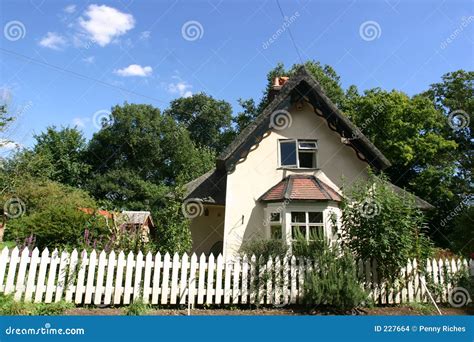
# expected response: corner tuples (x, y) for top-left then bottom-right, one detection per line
(0, 247), (472, 306)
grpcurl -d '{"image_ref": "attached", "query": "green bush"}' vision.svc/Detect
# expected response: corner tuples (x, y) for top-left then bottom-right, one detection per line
(0, 293), (32, 315)
(239, 238), (288, 259)
(124, 299), (149, 316)
(341, 171), (432, 281)
(34, 301), (74, 315)
(298, 240), (367, 311)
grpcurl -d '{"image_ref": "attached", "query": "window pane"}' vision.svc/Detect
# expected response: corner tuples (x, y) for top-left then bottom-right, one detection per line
(271, 225), (282, 239)
(270, 212), (281, 223)
(299, 141), (318, 149)
(291, 212), (306, 223)
(298, 151), (315, 168)
(280, 141), (297, 166)
(291, 226), (306, 240)
(309, 226), (324, 240)
(308, 212), (323, 223)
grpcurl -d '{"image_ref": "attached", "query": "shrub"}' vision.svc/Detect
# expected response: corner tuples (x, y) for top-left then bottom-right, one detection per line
(301, 241), (367, 311)
(124, 299), (149, 316)
(239, 238), (288, 259)
(341, 171), (432, 281)
(0, 293), (32, 315)
(34, 301), (74, 315)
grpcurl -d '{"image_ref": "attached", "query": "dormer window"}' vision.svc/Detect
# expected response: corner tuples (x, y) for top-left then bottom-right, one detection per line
(279, 139), (318, 168)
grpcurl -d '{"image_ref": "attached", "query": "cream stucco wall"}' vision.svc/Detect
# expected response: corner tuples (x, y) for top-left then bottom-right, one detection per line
(223, 102), (370, 257)
(190, 205), (225, 255)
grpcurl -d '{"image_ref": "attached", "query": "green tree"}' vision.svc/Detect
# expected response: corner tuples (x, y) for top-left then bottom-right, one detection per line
(86, 103), (215, 210)
(164, 93), (234, 152)
(30, 126), (90, 187)
(341, 172), (432, 281)
(233, 61), (346, 132)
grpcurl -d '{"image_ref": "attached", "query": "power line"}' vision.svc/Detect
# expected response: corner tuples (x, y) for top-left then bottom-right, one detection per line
(0, 47), (167, 104)
(276, 0), (304, 65)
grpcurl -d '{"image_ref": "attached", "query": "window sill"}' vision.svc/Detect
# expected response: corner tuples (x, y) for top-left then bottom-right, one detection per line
(277, 167), (320, 171)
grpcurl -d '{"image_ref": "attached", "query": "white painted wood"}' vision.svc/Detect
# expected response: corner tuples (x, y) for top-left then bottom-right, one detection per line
(413, 259), (420, 302)
(223, 258), (232, 304)
(5, 247), (20, 295)
(94, 251), (107, 305)
(25, 248), (40, 302)
(431, 258), (440, 302)
(206, 253), (215, 305)
(188, 253), (197, 306)
(142, 252), (153, 304)
(257, 256), (265, 305)
(438, 258), (446, 302)
(170, 253), (180, 304)
(34, 248), (50, 303)
(215, 254), (224, 304)
(265, 257), (273, 305)
(232, 257), (241, 304)
(406, 259), (414, 303)
(249, 255), (256, 304)
(161, 253), (171, 304)
(113, 251), (126, 305)
(197, 253), (206, 304)
(123, 252), (135, 304)
(274, 256), (281, 305)
(0, 247), (10, 292)
(241, 255), (248, 304)
(282, 256), (289, 305)
(151, 252), (162, 304)
(133, 251), (144, 301)
(179, 253), (189, 305)
(84, 250), (97, 304)
(290, 256), (297, 304)
(298, 257), (305, 304)
(55, 250), (70, 302)
(104, 251), (116, 305)
(65, 249), (78, 303)
(45, 249), (60, 303)
(14, 248), (30, 301)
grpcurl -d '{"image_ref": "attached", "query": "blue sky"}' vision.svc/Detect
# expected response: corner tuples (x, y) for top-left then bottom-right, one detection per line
(0, 0), (472, 152)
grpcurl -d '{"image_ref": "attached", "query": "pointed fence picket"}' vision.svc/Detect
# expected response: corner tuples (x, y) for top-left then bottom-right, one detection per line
(0, 247), (470, 306)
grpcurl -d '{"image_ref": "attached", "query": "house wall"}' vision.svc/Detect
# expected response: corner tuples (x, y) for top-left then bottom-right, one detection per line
(223, 102), (370, 257)
(190, 205), (225, 255)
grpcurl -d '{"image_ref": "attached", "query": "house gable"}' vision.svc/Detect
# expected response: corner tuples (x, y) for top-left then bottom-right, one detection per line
(217, 66), (391, 173)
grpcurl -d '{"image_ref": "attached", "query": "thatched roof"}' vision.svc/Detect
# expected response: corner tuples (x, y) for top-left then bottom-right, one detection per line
(217, 66), (391, 172)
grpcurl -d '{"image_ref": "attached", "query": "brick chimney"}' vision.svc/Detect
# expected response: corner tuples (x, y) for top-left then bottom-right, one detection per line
(268, 76), (289, 101)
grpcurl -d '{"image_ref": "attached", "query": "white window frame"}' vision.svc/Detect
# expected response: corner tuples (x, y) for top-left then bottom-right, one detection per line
(290, 211), (325, 242)
(265, 209), (284, 240)
(278, 139), (318, 169)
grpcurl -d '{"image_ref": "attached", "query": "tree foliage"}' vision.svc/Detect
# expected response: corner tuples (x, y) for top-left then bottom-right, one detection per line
(341, 172), (432, 281)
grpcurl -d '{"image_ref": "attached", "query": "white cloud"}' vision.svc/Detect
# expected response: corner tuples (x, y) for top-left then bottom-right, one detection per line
(78, 4), (135, 47)
(167, 78), (193, 98)
(114, 64), (153, 77)
(0, 139), (20, 150)
(82, 56), (95, 64)
(39, 32), (67, 50)
(139, 31), (151, 40)
(64, 4), (76, 14)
